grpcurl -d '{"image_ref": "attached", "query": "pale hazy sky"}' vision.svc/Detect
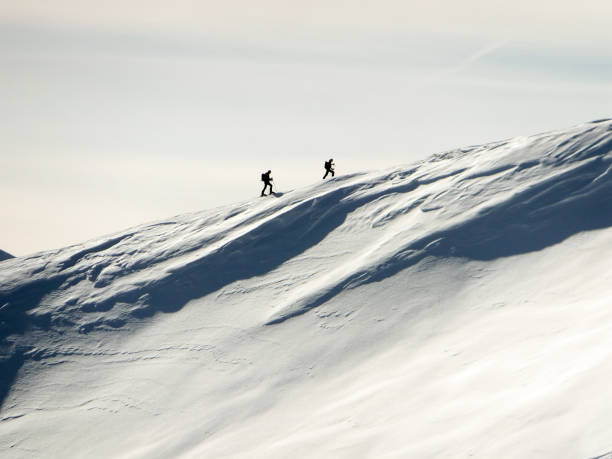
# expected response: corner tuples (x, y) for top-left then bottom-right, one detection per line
(1, 1), (611, 255)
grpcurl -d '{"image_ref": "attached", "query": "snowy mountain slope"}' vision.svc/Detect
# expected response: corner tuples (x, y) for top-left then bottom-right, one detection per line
(0, 250), (13, 262)
(1, 119), (612, 458)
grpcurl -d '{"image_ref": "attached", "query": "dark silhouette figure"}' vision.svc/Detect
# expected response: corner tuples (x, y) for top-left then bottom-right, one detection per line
(261, 170), (273, 196)
(323, 159), (335, 179)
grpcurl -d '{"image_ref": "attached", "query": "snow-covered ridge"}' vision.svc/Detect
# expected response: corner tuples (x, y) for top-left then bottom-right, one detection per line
(1, 119), (612, 458)
(2, 119), (611, 335)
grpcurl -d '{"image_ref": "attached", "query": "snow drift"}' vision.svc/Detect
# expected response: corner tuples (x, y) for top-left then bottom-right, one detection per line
(1, 120), (612, 458)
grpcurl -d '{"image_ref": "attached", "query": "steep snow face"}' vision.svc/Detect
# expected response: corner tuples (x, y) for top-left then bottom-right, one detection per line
(1, 120), (612, 458)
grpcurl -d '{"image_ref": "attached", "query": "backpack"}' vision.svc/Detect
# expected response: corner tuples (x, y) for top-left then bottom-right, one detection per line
(261, 173), (266, 182)
(324, 161), (330, 169)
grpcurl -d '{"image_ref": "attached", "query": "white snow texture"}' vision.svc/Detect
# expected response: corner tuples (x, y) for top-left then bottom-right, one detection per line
(2, 119), (612, 458)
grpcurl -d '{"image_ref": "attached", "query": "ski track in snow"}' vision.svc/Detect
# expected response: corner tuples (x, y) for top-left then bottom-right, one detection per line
(1, 119), (612, 458)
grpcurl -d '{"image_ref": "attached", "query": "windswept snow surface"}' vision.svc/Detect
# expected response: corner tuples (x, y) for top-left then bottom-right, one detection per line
(2, 120), (612, 458)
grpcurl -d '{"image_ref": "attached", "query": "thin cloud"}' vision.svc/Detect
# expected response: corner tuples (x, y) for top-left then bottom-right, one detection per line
(425, 38), (511, 85)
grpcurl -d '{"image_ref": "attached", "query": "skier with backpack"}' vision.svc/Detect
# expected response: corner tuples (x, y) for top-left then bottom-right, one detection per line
(261, 170), (273, 196)
(323, 158), (335, 179)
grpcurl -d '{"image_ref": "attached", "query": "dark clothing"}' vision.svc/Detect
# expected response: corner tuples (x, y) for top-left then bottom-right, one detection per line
(323, 160), (335, 179)
(261, 171), (273, 195)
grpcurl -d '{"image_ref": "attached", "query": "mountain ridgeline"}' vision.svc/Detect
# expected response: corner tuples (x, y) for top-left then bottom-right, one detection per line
(1, 119), (612, 419)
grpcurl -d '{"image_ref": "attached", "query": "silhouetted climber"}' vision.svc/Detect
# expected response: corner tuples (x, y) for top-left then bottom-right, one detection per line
(323, 158), (335, 179)
(261, 170), (273, 196)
